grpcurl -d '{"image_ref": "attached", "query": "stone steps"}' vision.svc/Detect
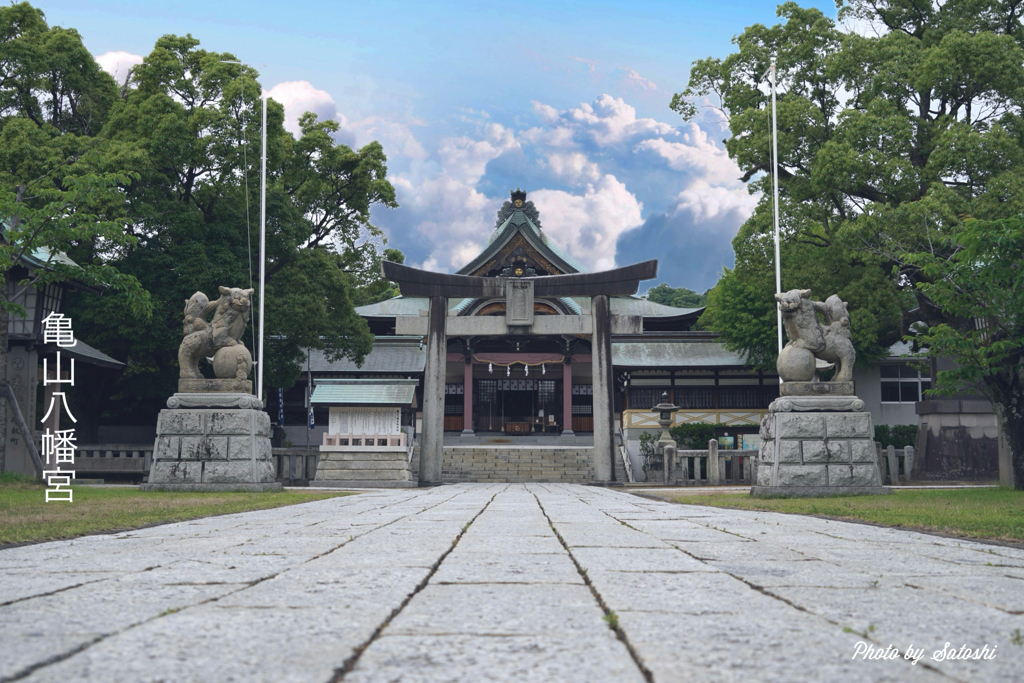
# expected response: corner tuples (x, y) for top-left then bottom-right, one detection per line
(314, 451), (415, 488)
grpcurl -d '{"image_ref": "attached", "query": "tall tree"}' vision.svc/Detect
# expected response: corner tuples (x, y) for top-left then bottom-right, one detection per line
(63, 34), (399, 432)
(672, 1), (1024, 367)
(0, 2), (151, 469)
(903, 216), (1024, 488)
(644, 283), (708, 309)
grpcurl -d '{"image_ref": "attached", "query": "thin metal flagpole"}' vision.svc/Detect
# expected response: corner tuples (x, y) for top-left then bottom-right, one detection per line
(257, 94), (267, 402)
(770, 58), (783, 366)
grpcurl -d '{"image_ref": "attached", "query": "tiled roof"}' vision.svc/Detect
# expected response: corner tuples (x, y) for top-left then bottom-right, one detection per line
(612, 341), (747, 367)
(307, 337), (425, 374)
(610, 298), (703, 318)
(41, 339), (124, 369)
(459, 209), (584, 276)
(311, 379), (417, 405)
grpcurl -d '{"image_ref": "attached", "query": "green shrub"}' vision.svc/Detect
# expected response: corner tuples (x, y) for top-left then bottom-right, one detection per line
(638, 431), (657, 457)
(874, 424), (918, 448)
(670, 423), (723, 449)
(0, 471), (41, 485)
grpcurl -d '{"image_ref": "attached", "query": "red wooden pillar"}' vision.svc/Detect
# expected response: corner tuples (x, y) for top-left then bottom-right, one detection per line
(562, 359), (574, 436)
(462, 357), (474, 435)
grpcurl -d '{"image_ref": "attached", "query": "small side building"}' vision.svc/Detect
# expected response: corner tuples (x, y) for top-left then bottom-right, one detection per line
(311, 378), (418, 488)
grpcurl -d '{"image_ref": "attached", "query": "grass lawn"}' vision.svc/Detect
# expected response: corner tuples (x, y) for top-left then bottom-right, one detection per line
(661, 487), (1024, 544)
(0, 475), (356, 545)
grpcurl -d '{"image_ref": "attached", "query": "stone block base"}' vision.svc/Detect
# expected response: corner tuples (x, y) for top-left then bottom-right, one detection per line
(439, 447), (594, 483)
(750, 485), (890, 498)
(316, 448), (414, 487)
(140, 482), (282, 492)
(313, 480), (417, 489)
(146, 405), (275, 488)
(754, 396), (886, 496)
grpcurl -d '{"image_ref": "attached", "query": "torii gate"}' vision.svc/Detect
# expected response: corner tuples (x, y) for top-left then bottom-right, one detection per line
(381, 259), (658, 485)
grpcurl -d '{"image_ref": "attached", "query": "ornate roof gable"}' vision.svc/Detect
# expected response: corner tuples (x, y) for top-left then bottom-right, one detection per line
(457, 188), (584, 278)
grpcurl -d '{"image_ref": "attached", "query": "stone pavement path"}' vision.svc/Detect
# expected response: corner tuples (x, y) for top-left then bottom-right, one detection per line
(1, 484), (1021, 682)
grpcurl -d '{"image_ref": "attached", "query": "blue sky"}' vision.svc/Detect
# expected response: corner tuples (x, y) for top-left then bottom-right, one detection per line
(42, 0), (839, 293)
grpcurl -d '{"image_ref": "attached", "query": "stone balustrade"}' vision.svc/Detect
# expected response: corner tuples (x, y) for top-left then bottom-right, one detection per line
(322, 432), (407, 448)
(272, 448), (320, 484)
(876, 444), (914, 485)
(73, 444), (154, 476)
(666, 441), (757, 486)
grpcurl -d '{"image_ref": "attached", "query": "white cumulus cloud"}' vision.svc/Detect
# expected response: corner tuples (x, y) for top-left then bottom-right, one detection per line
(437, 123), (518, 185)
(672, 179), (759, 225)
(530, 175), (644, 272)
(531, 100), (559, 124)
(94, 51), (143, 85)
(266, 80), (426, 160)
(265, 81), (337, 136)
(337, 114), (428, 161)
(543, 151), (600, 183)
(564, 94), (676, 146)
(393, 171), (498, 272)
(636, 123), (741, 187)
(619, 67), (658, 92)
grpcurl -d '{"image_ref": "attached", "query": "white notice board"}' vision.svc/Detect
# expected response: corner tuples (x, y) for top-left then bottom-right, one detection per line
(329, 407), (401, 435)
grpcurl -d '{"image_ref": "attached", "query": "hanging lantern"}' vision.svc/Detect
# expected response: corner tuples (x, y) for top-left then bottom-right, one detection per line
(525, 365), (529, 376)
(488, 363), (493, 374)
(506, 366), (510, 377)
(542, 363), (546, 375)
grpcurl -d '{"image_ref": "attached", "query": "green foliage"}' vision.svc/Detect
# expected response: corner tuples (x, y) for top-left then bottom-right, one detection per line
(675, 1), (1024, 369)
(638, 431), (657, 457)
(645, 283), (708, 308)
(902, 216), (1024, 487)
(27, 28), (402, 427)
(874, 424), (918, 449)
(667, 488), (1024, 543)
(670, 422), (722, 449)
(0, 3), (151, 327)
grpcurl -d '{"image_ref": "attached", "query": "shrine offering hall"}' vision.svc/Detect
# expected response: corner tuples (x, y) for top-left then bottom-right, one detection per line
(271, 190), (781, 486)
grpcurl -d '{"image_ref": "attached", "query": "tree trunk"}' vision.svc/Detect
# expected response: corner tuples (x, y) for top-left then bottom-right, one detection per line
(1005, 408), (1023, 491)
(991, 377), (1024, 490)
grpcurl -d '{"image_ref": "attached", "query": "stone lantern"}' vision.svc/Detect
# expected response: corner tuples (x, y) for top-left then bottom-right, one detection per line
(652, 391), (679, 485)
(652, 391), (678, 443)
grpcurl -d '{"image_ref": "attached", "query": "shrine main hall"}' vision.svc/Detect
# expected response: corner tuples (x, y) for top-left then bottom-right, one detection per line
(272, 189), (784, 485)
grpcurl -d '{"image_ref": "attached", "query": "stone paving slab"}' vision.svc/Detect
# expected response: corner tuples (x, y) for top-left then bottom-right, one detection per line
(1, 483), (1021, 682)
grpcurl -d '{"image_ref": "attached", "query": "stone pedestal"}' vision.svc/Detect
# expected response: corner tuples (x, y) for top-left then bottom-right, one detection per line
(140, 393), (281, 492)
(751, 394), (890, 497)
(178, 378), (253, 394)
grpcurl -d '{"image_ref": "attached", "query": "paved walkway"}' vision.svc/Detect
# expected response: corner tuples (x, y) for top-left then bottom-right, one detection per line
(1, 484), (1021, 682)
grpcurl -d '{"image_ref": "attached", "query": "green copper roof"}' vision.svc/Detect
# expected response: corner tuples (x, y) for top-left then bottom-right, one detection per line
(612, 341), (747, 367)
(42, 339), (124, 369)
(355, 296), (468, 317)
(307, 337), (425, 373)
(311, 379), (418, 406)
(458, 208), (585, 276)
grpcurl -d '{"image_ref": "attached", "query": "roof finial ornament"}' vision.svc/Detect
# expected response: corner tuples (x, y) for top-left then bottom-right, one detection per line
(496, 187), (541, 229)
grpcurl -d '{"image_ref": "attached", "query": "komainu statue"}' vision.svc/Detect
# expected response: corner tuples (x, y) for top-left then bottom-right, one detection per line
(775, 289), (855, 383)
(178, 286), (254, 383)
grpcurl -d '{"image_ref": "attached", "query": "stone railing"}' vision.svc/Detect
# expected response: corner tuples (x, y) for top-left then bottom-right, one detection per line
(322, 432), (408, 448)
(668, 441), (757, 486)
(877, 444), (914, 485)
(73, 444), (153, 475)
(616, 427), (634, 483)
(273, 448), (319, 484)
